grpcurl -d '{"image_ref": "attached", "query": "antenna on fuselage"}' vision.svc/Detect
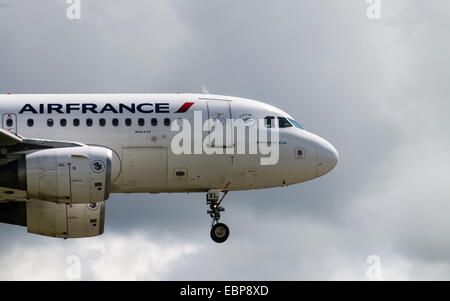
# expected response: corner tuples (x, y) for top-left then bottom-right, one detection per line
(201, 85), (210, 94)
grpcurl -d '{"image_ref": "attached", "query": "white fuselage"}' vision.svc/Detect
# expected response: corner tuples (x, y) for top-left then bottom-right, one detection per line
(0, 93), (338, 194)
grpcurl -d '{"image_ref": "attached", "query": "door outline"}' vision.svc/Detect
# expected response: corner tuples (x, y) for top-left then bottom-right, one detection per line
(206, 101), (234, 148)
(122, 147), (168, 192)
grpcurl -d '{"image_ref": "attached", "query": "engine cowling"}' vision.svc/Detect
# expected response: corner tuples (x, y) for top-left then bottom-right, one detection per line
(26, 200), (106, 238)
(22, 146), (112, 204)
(0, 199), (106, 238)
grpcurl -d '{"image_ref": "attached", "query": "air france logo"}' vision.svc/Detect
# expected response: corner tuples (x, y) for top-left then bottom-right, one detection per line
(175, 102), (195, 113)
(91, 160), (105, 173)
(87, 203), (99, 211)
(18, 102), (195, 114)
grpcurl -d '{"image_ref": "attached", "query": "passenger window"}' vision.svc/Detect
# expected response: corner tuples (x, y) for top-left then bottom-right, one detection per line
(164, 118), (171, 126)
(125, 118), (132, 126)
(86, 118), (93, 127)
(278, 117), (292, 128)
(60, 119), (67, 127)
(27, 119), (34, 127)
(264, 116), (275, 128)
(99, 118), (106, 127)
(47, 119), (54, 127)
(138, 118), (145, 126)
(73, 118), (80, 127)
(6, 119), (13, 127)
(112, 118), (119, 127)
(151, 118), (158, 126)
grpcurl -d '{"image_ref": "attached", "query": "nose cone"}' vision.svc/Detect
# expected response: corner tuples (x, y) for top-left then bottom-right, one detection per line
(317, 139), (339, 177)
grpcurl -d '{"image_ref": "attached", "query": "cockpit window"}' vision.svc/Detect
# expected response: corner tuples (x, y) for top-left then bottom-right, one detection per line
(264, 116), (302, 129)
(264, 116), (275, 128)
(288, 118), (304, 130)
(278, 117), (293, 128)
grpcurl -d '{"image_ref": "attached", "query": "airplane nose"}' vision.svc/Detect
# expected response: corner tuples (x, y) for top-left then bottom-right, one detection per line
(316, 139), (339, 177)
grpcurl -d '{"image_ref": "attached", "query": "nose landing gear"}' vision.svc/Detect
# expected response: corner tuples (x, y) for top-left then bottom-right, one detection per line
(207, 189), (230, 243)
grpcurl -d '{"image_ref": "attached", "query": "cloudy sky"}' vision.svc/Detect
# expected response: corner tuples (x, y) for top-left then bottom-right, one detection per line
(0, 0), (449, 280)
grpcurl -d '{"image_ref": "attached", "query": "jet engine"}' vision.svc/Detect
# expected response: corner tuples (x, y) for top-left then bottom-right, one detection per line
(0, 200), (106, 238)
(0, 146), (112, 204)
(27, 200), (106, 238)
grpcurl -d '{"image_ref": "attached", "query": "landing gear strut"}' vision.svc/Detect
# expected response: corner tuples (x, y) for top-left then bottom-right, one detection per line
(207, 189), (230, 243)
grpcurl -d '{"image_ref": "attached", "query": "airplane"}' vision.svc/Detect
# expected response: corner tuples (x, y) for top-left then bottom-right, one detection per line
(0, 93), (338, 243)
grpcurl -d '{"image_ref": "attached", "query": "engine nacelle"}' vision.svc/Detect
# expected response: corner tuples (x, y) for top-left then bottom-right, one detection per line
(0, 199), (106, 238)
(26, 200), (106, 238)
(24, 146), (112, 204)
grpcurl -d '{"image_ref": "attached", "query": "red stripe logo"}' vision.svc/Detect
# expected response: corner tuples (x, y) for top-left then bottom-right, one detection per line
(175, 102), (195, 113)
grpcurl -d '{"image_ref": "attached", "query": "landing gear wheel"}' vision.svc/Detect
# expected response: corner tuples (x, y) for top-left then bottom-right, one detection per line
(210, 223), (230, 243)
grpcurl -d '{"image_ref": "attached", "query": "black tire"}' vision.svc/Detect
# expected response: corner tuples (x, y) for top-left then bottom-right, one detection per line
(210, 223), (230, 243)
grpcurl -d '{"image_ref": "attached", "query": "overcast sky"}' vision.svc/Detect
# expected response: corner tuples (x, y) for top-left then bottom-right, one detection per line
(0, 0), (449, 280)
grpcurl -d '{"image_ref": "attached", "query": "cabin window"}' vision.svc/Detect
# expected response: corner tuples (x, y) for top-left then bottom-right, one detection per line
(138, 118), (145, 126)
(47, 119), (54, 127)
(151, 118), (158, 126)
(73, 118), (80, 127)
(27, 119), (34, 127)
(164, 118), (171, 126)
(99, 118), (106, 127)
(112, 118), (119, 127)
(86, 118), (93, 127)
(125, 118), (132, 127)
(60, 119), (67, 127)
(6, 119), (13, 127)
